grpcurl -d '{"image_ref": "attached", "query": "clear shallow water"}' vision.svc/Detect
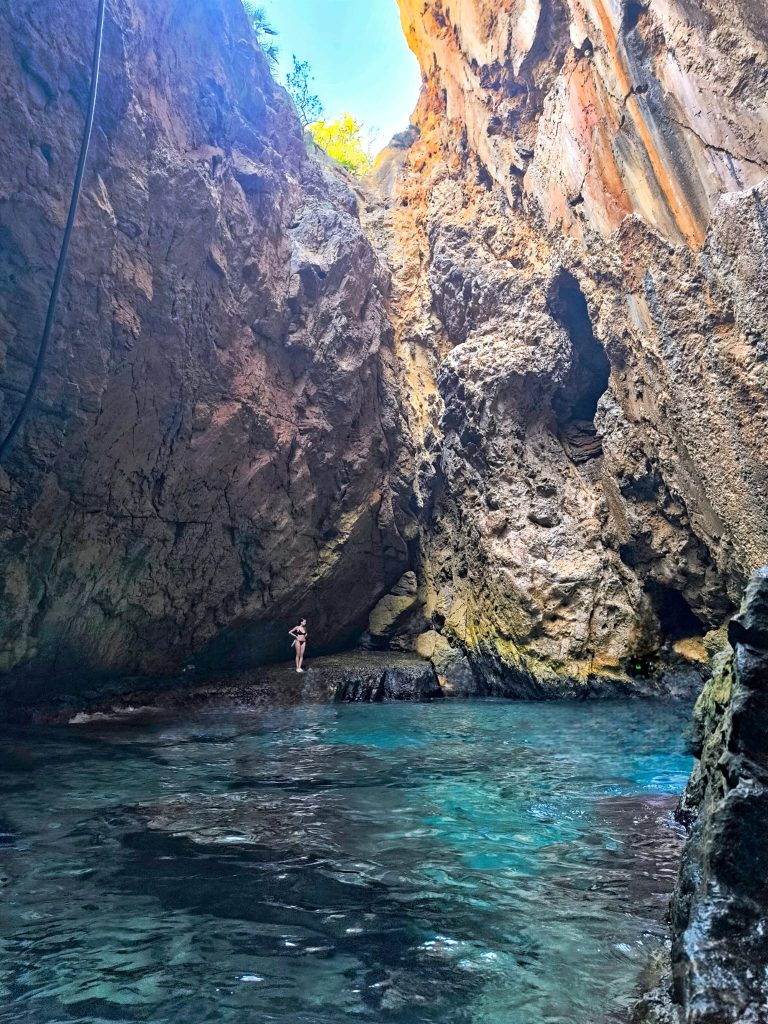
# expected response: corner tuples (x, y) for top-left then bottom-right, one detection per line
(0, 699), (693, 1024)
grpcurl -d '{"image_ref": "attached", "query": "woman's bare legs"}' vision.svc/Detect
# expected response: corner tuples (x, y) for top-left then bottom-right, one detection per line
(290, 621), (308, 672)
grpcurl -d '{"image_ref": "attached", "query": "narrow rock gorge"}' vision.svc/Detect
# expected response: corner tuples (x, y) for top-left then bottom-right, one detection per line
(1, 0), (767, 701)
(1, 1), (767, 1021)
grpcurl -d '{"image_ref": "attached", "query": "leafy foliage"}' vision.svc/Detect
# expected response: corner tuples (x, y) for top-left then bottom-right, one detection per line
(242, 2), (279, 67)
(239, 11), (371, 177)
(309, 114), (373, 176)
(285, 56), (324, 128)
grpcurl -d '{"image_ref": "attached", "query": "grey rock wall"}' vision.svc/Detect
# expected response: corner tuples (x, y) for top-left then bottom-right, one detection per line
(362, 0), (768, 693)
(669, 567), (768, 1022)
(0, 0), (410, 696)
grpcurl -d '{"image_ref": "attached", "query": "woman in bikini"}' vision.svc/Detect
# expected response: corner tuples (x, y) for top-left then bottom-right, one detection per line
(289, 619), (308, 673)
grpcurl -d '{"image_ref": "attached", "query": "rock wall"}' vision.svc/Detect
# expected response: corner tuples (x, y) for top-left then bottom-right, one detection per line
(363, 0), (768, 693)
(635, 567), (768, 1022)
(0, 0), (411, 696)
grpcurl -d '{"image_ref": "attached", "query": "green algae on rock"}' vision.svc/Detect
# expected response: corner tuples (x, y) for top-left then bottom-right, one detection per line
(635, 567), (768, 1023)
(670, 567), (768, 1022)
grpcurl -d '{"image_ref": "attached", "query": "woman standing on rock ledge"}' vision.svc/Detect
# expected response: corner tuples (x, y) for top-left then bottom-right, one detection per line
(289, 619), (308, 673)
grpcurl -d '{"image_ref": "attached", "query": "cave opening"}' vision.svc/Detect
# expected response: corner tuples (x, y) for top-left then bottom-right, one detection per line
(546, 270), (611, 462)
(646, 581), (705, 641)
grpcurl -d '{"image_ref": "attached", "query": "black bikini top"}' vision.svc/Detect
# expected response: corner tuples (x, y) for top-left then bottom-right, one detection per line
(295, 628), (307, 638)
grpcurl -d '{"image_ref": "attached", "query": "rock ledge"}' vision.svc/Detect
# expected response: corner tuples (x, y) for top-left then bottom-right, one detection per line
(6, 652), (443, 724)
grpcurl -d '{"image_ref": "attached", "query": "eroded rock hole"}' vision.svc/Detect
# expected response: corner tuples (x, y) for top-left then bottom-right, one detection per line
(646, 581), (704, 641)
(547, 270), (610, 463)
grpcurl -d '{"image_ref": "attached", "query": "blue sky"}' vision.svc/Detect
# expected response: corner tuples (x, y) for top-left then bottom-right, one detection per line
(257, 0), (422, 152)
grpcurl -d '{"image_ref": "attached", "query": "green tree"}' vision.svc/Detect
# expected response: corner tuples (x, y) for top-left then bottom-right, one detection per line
(309, 113), (373, 176)
(285, 55), (324, 128)
(242, 2), (279, 67)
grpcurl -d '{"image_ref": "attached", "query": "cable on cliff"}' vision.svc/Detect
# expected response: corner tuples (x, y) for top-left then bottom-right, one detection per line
(0, 0), (107, 462)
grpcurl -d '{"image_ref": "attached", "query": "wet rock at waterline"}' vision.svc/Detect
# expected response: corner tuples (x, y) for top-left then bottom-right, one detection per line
(5, 653), (442, 725)
(670, 568), (768, 1022)
(632, 568), (768, 1023)
(327, 651), (444, 702)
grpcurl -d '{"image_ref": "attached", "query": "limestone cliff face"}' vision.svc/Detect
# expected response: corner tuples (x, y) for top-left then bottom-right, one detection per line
(365, 0), (768, 692)
(0, 0), (410, 693)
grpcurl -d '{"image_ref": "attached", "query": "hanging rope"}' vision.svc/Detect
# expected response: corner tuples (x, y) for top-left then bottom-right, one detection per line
(0, 0), (107, 462)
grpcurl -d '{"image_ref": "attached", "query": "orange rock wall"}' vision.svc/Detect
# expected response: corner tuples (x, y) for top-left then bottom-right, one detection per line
(365, 0), (768, 692)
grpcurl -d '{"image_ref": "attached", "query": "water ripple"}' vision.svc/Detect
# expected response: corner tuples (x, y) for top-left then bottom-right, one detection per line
(0, 699), (691, 1023)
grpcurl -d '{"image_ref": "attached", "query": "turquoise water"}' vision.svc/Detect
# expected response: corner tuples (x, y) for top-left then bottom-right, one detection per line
(0, 699), (692, 1024)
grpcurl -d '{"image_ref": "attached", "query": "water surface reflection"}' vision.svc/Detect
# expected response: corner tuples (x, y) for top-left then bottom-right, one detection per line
(0, 699), (692, 1023)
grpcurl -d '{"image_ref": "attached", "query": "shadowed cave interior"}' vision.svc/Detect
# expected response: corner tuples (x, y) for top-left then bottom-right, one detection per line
(546, 270), (611, 462)
(646, 581), (705, 642)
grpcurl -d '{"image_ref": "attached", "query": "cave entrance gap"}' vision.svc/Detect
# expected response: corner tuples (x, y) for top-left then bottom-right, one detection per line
(646, 581), (705, 642)
(546, 270), (611, 463)
(256, 0), (422, 158)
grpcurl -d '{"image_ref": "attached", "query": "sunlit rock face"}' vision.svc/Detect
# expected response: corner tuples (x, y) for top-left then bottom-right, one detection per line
(366, 0), (768, 691)
(0, 0), (410, 692)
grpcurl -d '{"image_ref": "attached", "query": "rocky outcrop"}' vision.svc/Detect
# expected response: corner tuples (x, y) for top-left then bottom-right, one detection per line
(4, 651), (442, 724)
(634, 568), (768, 1022)
(328, 651), (444, 702)
(364, 570), (420, 645)
(666, 567), (768, 1022)
(0, 0), (412, 697)
(361, 0), (768, 692)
